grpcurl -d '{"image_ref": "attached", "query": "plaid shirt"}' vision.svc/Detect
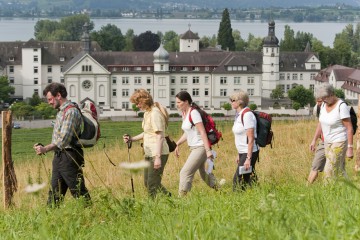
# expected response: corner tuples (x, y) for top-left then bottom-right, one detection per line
(52, 100), (82, 150)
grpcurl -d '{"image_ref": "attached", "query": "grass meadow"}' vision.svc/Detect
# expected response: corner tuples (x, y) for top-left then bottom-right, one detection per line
(1, 119), (360, 239)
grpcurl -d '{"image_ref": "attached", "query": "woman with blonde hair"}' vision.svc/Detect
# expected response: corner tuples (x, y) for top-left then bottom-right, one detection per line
(123, 89), (171, 198)
(230, 90), (259, 191)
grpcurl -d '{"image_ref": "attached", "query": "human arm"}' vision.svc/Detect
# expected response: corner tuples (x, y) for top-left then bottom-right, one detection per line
(342, 118), (354, 159)
(244, 128), (255, 170)
(195, 121), (213, 159)
(33, 143), (58, 155)
(123, 132), (144, 143)
(175, 132), (187, 158)
(153, 131), (165, 169)
(310, 122), (322, 152)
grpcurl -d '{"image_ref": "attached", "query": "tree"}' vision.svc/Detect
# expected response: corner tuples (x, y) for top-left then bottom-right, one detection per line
(222, 102), (232, 116)
(270, 86), (284, 99)
(0, 76), (15, 103)
(246, 34), (263, 51)
(280, 25), (296, 51)
(292, 102), (301, 114)
(233, 30), (246, 51)
(123, 29), (135, 51)
(34, 102), (57, 119)
(28, 93), (42, 106)
(132, 104), (140, 116)
(217, 8), (235, 51)
(10, 102), (34, 119)
(163, 30), (179, 52)
(249, 103), (257, 110)
(133, 31), (160, 51)
(91, 24), (125, 51)
(34, 14), (94, 41)
(334, 88), (345, 99)
(288, 85), (315, 107)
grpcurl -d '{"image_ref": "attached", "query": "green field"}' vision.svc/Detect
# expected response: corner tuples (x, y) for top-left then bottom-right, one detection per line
(1, 120), (360, 239)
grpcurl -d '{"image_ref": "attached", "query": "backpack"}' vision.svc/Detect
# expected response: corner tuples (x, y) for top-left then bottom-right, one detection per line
(241, 108), (274, 148)
(339, 101), (357, 135)
(189, 108), (223, 147)
(63, 99), (101, 148)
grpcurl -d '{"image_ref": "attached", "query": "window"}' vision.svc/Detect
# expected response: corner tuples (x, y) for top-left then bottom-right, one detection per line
(205, 67), (210, 71)
(234, 77), (241, 85)
(205, 76), (209, 84)
(112, 89), (117, 97)
(311, 64), (316, 69)
(180, 67), (188, 71)
(34, 78), (38, 84)
(292, 74), (298, 80)
(310, 73), (316, 80)
(34, 89), (39, 95)
(287, 74), (290, 80)
(204, 101), (209, 108)
(33, 48), (38, 52)
(180, 88), (187, 91)
(60, 57), (65, 62)
(9, 66), (14, 73)
(247, 89), (254, 96)
(193, 76), (199, 84)
(147, 77), (151, 84)
(34, 66), (38, 74)
(122, 89), (129, 97)
(70, 85), (76, 97)
(158, 77), (166, 86)
(122, 67), (129, 71)
(171, 77), (175, 84)
(158, 89), (166, 98)
(147, 89), (151, 94)
(180, 76), (187, 84)
(300, 74), (303, 80)
(60, 77), (64, 83)
(247, 77), (254, 85)
(135, 77), (142, 85)
(122, 102), (129, 109)
(9, 57), (14, 61)
(47, 66), (52, 73)
(9, 77), (14, 84)
(60, 66), (63, 72)
(170, 101), (176, 108)
(134, 66), (142, 71)
(171, 89), (175, 96)
(193, 67), (200, 71)
(82, 80), (92, 90)
(34, 56), (38, 62)
(47, 77), (52, 83)
(82, 65), (92, 72)
(204, 88), (209, 96)
(193, 88), (199, 96)
(220, 89), (227, 96)
(220, 77), (227, 84)
(310, 84), (314, 92)
(122, 77), (129, 84)
(112, 77), (117, 84)
(99, 85), (105, 97)
(279, 73), (285, 80)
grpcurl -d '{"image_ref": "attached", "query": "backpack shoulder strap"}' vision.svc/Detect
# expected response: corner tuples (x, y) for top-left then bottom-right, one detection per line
(188, 107), (195, 128)
(338, 100), (347, 113)
(240, 108), (251, 126)
(62, 103), (80, 121)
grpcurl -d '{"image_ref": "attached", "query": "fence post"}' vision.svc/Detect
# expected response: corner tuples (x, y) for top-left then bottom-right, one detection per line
(2, 111), (18, 209)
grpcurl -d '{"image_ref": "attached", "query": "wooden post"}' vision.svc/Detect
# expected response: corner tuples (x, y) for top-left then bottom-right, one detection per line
(2, 111), (18, 209)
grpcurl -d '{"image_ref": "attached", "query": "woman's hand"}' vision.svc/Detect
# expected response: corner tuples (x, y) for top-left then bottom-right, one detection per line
(244, 158), (251, 170)
(236, 154), (240, 164)
(310, 140), (316, 152)
(175, 146), (180, 158)
(346, 147), (354, 159)
(123, 134), (131, 143)
(206, 150), (213, 159)
(154, 156), (161, 169)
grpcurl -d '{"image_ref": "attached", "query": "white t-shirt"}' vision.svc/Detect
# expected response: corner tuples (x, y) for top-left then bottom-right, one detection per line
(319, 100), (350, 143)
(232, 107), (258, 153)
(181, 109), (204, 147)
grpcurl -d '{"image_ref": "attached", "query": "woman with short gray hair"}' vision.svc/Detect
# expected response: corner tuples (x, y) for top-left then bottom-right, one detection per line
(310, 83), (353, 182)
(230, 89), (259, 191)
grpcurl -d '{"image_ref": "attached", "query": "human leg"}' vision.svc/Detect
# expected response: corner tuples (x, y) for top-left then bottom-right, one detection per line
(308, 141), (326, 184)
(323, 141), (347, 182)
(179, 146), (207, 195)
(145, 155), (171, 198)
(60, 150), (91, 202)
(47, 153), (68, 206)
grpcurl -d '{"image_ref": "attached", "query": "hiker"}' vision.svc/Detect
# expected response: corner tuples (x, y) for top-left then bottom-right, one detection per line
(33, 82), (91, 206)
(230, 90), (259, 191)
(174, 91), (218, 197)
(310, 83), (353, 181)
(307, 98), (326, 184)
(123, 89), (171, 198)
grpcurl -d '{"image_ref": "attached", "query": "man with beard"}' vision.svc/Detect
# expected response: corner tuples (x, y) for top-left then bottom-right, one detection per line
(34, 83), (91, 206)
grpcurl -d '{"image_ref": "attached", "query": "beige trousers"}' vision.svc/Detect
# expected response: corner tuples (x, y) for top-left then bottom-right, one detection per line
(324, 141), (348, 181)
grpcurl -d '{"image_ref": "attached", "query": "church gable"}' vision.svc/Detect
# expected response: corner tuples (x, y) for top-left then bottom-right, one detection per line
(65, 54), (109, 75)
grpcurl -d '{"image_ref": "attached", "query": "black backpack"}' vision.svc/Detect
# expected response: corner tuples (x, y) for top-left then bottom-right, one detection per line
(339, 102), (357, 135)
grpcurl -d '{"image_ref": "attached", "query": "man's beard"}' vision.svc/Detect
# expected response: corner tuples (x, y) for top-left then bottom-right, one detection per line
(54, 99), (61, 110)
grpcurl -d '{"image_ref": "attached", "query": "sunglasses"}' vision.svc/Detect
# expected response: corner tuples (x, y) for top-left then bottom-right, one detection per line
(229, 98), (236, 102)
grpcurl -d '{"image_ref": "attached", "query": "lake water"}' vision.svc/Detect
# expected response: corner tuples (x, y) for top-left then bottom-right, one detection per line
(0, 18), (356, 47)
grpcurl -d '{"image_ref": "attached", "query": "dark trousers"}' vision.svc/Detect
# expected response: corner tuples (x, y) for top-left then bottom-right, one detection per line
(47, 148), (91, 206)
(233, 150), (259, 191)
(144, 155), (171, 198)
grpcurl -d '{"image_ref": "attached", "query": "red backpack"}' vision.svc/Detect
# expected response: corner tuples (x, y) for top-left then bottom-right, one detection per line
(189, 108), (223, 147)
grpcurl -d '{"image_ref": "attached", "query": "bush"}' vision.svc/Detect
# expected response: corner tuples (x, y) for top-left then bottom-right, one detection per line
(169, 113), (180, 118)
(273, 102), (281, 109)
(249, 103), (257, 110)
(211, 113), (225, 117)
(138, 112), (144, 118)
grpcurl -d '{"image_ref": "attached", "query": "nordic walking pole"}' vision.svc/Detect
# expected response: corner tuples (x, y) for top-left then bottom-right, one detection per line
(125, 135), (135, 198)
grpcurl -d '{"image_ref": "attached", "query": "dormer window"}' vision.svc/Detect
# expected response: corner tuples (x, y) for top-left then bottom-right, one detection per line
(60, 57), (65, 62)
(9, 57), (14, 61)
(293, 63), (297, 68)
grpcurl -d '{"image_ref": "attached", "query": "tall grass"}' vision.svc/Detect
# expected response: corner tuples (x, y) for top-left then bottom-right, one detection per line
(1, 119), (360, 239)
